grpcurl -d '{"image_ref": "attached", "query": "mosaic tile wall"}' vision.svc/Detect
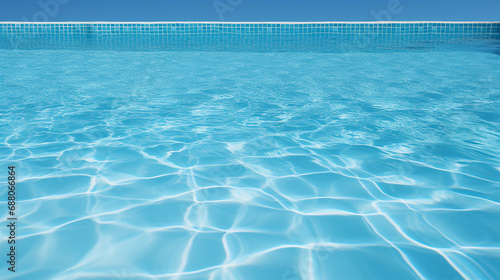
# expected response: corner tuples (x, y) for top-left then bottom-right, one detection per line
(0, 22), (498, 35)
(0, 22), (498, 51)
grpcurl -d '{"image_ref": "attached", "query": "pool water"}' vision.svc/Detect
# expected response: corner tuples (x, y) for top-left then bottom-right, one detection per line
(1, 48), (500, 279)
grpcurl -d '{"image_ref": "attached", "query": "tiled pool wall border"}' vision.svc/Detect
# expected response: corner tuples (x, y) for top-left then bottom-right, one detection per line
(1, 21), (499, 36)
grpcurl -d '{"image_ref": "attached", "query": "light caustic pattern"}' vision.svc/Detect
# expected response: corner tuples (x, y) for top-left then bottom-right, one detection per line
(0, 49), (499, 280)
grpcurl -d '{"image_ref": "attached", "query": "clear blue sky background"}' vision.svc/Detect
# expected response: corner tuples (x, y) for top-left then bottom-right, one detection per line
(0, 0), (498, 22)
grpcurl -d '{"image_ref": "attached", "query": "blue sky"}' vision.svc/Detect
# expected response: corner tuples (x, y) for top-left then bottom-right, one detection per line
(0, 0), (499, 22)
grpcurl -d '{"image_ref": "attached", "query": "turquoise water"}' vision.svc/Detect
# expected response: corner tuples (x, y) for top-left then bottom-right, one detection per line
(1, 47), (500, 279)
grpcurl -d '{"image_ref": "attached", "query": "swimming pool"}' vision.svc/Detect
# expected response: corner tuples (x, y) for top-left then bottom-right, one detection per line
(1, 22), (500, 280)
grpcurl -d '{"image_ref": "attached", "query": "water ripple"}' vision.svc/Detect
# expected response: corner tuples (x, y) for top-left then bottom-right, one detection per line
(0, 49), (499, 279)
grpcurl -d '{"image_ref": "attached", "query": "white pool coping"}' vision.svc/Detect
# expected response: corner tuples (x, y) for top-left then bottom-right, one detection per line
(0, 21), (499, 24)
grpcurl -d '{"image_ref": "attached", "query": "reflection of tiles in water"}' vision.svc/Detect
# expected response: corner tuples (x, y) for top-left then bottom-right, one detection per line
(1, 34), (498, 52)
(1, 49), (500, 279)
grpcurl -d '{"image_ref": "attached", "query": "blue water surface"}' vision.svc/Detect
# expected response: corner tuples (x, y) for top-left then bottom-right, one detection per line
(0, 45), (500, 279)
